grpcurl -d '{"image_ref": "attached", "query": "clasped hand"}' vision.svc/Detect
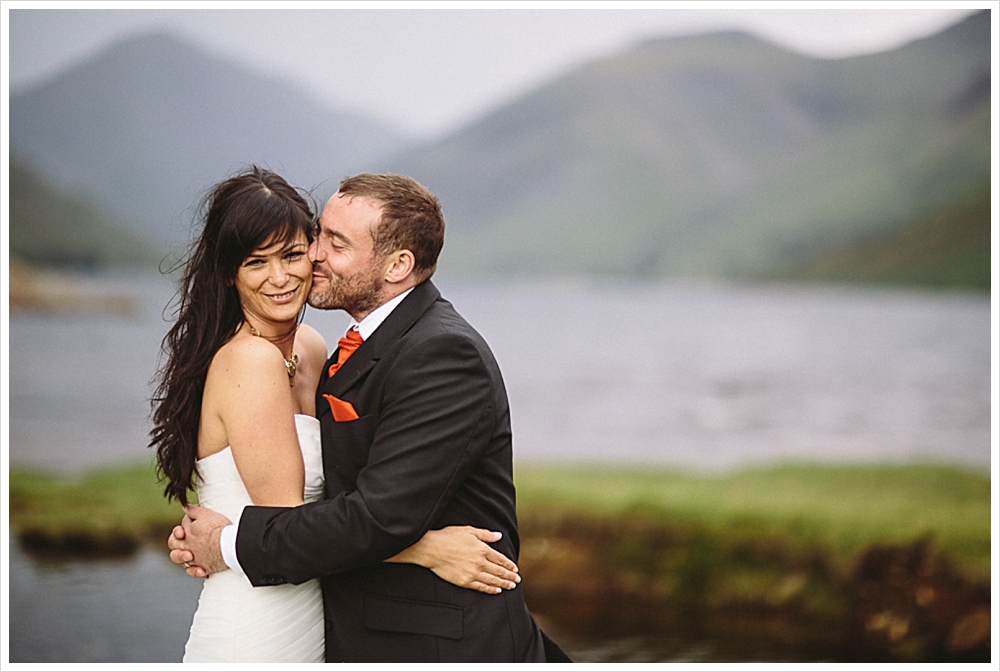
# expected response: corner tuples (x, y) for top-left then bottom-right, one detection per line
(168, 505), (232, 578)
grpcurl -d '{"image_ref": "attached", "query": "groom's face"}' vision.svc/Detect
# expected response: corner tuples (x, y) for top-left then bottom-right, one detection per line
(308, 192), (388, 320)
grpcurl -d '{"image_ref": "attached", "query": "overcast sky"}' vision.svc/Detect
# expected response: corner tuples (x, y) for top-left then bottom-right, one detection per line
(4, 3), (988, 139)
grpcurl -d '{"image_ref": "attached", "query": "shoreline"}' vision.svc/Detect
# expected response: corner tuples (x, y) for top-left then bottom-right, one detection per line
(9, 263), (138, 315)
(9, 461), (990, 662)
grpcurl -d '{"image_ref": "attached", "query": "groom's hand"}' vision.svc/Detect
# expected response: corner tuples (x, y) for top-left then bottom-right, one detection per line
(167, 505), (232, 578)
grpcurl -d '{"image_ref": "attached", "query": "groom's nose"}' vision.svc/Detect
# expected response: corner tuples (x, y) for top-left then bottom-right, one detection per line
(308, 236), (322, 262)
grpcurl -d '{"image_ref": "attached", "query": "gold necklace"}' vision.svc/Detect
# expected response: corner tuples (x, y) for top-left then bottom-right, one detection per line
(249, 326), (298, 386)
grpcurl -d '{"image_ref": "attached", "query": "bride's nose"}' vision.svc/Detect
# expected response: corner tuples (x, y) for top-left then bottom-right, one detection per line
(270, 260), (290, 285)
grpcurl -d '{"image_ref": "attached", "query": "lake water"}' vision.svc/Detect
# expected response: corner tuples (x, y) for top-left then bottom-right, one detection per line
(7, 273), (992, 473)
(5, 273), (993, 662)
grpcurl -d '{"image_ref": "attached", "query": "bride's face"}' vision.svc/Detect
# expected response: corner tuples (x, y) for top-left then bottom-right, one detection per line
(233, 230), (312, 327)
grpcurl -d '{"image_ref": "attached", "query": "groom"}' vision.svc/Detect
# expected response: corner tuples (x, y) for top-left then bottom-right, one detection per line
(169, 173), (569, 662)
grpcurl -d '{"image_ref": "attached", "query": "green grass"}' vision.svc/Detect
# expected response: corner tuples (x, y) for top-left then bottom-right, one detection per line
(513, 462), (992, 579)
(8, 460), (991, 581)
(9, 461), (185, 545)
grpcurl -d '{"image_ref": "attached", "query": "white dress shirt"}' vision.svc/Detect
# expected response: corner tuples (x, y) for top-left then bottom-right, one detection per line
(219, 288), (415, 578)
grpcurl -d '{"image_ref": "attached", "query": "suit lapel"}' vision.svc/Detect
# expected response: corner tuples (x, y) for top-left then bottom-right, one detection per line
(322, 280), (441, 398)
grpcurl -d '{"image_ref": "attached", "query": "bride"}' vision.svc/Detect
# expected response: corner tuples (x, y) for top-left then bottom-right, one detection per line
(150, 167), (520, 662)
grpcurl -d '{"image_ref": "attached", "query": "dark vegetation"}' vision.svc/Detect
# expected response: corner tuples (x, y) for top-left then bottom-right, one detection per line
(8, 461), (991, 662)
(514, 465), (991, 663)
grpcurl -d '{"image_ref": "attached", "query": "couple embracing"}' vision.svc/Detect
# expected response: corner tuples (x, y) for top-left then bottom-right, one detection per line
(152, 169), (570, 663)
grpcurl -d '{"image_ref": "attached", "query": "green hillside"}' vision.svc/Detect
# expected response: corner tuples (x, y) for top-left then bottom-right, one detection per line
(8, 158), (158, 268)
(385, 11), (990, 286)
(778, 181), (991, 290)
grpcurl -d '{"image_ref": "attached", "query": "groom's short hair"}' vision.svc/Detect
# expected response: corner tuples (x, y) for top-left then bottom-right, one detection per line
(338, 173), (444, 281)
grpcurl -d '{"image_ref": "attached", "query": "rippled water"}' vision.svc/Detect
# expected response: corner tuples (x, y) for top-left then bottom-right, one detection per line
(7, 537), (202, 663)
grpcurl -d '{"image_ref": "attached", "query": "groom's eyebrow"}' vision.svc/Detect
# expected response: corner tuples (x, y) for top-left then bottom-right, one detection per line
(331, 230), (354, 247)
(318, 220), (340, 240)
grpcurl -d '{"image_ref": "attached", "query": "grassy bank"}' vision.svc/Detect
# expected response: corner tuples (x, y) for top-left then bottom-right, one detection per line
(8, 260), (138, 315)
(9, 462), (183, 555)
(510, 463), (991, 662)
(8, 460), (990, 574)
(514, 462), (991, 580)
(9, 460), (992, 661)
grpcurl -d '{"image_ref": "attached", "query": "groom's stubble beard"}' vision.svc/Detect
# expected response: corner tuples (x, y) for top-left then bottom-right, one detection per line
(308, 255), (385, 317)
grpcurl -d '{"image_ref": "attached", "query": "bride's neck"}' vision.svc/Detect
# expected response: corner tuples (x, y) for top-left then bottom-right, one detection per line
(241, 318), (298, 357)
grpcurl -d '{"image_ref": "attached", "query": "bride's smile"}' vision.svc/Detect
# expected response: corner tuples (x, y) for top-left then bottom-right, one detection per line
(234, 232), (312, 328)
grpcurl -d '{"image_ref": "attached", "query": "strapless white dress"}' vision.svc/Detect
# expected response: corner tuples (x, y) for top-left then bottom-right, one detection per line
(183, 414), (325, 663)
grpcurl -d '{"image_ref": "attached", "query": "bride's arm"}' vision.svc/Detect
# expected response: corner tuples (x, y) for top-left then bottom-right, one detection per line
(208, 336), (306, 507)
(384, 526), (521, 594)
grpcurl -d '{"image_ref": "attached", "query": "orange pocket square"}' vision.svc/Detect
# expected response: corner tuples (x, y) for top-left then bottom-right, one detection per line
(323, 394), (359, 421)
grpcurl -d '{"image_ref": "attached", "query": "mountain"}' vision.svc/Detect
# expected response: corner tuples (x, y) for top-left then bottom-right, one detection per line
(779, 183), (991, 290)
(9, 14), (991, 287)
(9, 158), (159, 268)
(379, 10), (990, 284)
(9, 32), (411, 251)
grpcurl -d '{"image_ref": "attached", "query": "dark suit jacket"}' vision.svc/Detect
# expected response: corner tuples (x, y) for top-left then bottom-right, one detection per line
(236, 280), (566, 662)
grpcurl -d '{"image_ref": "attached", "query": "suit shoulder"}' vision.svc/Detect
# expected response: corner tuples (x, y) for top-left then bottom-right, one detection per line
(401, 303), (505, 377)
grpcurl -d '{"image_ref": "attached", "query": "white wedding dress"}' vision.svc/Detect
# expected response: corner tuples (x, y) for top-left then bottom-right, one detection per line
(183, 414), (326, 663)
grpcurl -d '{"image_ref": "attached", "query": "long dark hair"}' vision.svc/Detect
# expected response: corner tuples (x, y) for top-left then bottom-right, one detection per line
(150, 166), (315, 504)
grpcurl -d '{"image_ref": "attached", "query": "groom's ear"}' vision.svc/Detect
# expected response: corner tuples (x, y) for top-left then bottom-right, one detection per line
(383, 249), (415, 285)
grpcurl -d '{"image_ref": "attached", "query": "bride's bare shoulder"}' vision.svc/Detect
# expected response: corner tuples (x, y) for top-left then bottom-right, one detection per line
(211, 332), (287, 379)
(295, 323), (329, 366)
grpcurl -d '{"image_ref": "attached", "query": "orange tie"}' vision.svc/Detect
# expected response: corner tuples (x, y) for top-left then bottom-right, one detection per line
(328, 329), (363, 378)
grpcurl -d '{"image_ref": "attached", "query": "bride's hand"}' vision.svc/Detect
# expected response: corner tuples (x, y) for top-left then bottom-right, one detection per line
(386, 526), (521, 594)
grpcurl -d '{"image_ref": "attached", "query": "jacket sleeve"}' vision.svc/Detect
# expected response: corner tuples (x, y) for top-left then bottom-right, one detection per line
(235, 330), (496, 587)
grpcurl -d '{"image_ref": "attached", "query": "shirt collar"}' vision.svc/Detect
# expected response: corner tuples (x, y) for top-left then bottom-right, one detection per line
(349, 288), (414, 341)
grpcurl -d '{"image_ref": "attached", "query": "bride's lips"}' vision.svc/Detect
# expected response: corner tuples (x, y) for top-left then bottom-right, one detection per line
(266, 288), (299, 304)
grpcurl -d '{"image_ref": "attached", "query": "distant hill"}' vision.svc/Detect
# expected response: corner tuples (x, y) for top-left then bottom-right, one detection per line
(779, 181), (991, 290)
(9, 13), (991, 288)
(9, 158), (159, 268)
(9, 32), (411, 251)
(380, 10), (990, 286)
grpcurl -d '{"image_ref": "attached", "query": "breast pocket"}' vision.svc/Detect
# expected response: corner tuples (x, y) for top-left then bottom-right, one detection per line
(323, 413), (376, 487)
